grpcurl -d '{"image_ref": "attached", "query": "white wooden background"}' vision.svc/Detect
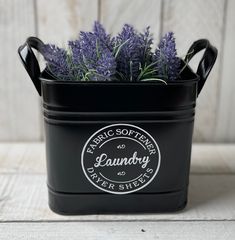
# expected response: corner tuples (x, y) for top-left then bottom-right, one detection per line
(0, 0), (234, 142)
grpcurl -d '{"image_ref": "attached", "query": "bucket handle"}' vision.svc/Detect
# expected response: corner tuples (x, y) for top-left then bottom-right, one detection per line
(184, 39), (218, 96)
(18, 37), (44, 96)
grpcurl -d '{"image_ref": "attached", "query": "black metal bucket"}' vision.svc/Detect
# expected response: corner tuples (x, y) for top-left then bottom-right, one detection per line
(18, 37), (217, 215)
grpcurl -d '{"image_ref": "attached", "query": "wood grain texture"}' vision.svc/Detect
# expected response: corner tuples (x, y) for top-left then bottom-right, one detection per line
(37, 0), (98, 45)
(100, 0), (162, 40)
(215, 0), (235, 142)
(1, 222), (235, 240)
(161, 0), (226, 142)
(0, 143), (45, 174)
(191, 144), (235, 173)
(0, 0), (42, 141)
(0, 174), (235, 221)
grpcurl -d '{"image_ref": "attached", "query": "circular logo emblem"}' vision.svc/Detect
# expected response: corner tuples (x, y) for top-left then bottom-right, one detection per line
(81, 124), (161, 194)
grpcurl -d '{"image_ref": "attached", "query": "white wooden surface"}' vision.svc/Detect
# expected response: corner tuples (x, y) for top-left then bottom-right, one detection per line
(100, 0), (162, 38)
(0, 0), (235, 142)
(37, 0), (98, 44)
(1, 222), (235, 240)
(215, 0), (235, 142)
(0, 143), (235, 239)
(161, 0), (226, 142)
(0, 0), (41, 141)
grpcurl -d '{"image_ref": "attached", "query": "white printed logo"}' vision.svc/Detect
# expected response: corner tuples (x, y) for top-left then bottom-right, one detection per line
(81, 124), (161, 194)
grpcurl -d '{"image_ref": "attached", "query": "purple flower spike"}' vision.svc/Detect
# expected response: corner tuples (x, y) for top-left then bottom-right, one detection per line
(154, 32), (181, 80)
(71, 30), (116, 81)
(139, 26), (153, 64)
(116, 24), (153, 81)
(79, 31), (99, 68)
(67, 40), (84, 79)
(68, 40), (82, 64)
(41, 44), (70, 79)
(96, 48), (116, 80)
(115, 24), (140, 81)
(93, 21), (114, 50)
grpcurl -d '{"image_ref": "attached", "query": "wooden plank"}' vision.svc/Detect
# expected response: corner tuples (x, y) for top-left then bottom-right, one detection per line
(0, 174), (235, 221)
(191, 144), (235, 173)
(100, 0), (162, 39)
(0, 143), (234, 174)
(0, 0), (41, 141)
(215, 0), (235, 142)
(1, 222), (235, 240)
(161, 0), (226, 142)
(37, 0), (98, 45)
(0, 143), (45, 174)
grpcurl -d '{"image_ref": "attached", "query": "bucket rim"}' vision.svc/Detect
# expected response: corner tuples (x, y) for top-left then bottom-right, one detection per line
(39, 75), (199, 85)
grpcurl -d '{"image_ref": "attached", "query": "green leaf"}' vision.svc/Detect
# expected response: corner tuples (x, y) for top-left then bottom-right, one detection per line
(114, 39), (130, 58)
(140, 78), (167, 85)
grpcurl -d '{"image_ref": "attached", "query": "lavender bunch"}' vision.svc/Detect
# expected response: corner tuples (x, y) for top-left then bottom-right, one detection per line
(93, 21), (115, 51)
(115, 24), (153, 81)
(41, 21), (116, 81)
(40, 21), (181, 82)
(153, 32), (181, 81)
(69, 30), (116, 81)
(67, 39), (84, 80)
(41, 44), (72, 80)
